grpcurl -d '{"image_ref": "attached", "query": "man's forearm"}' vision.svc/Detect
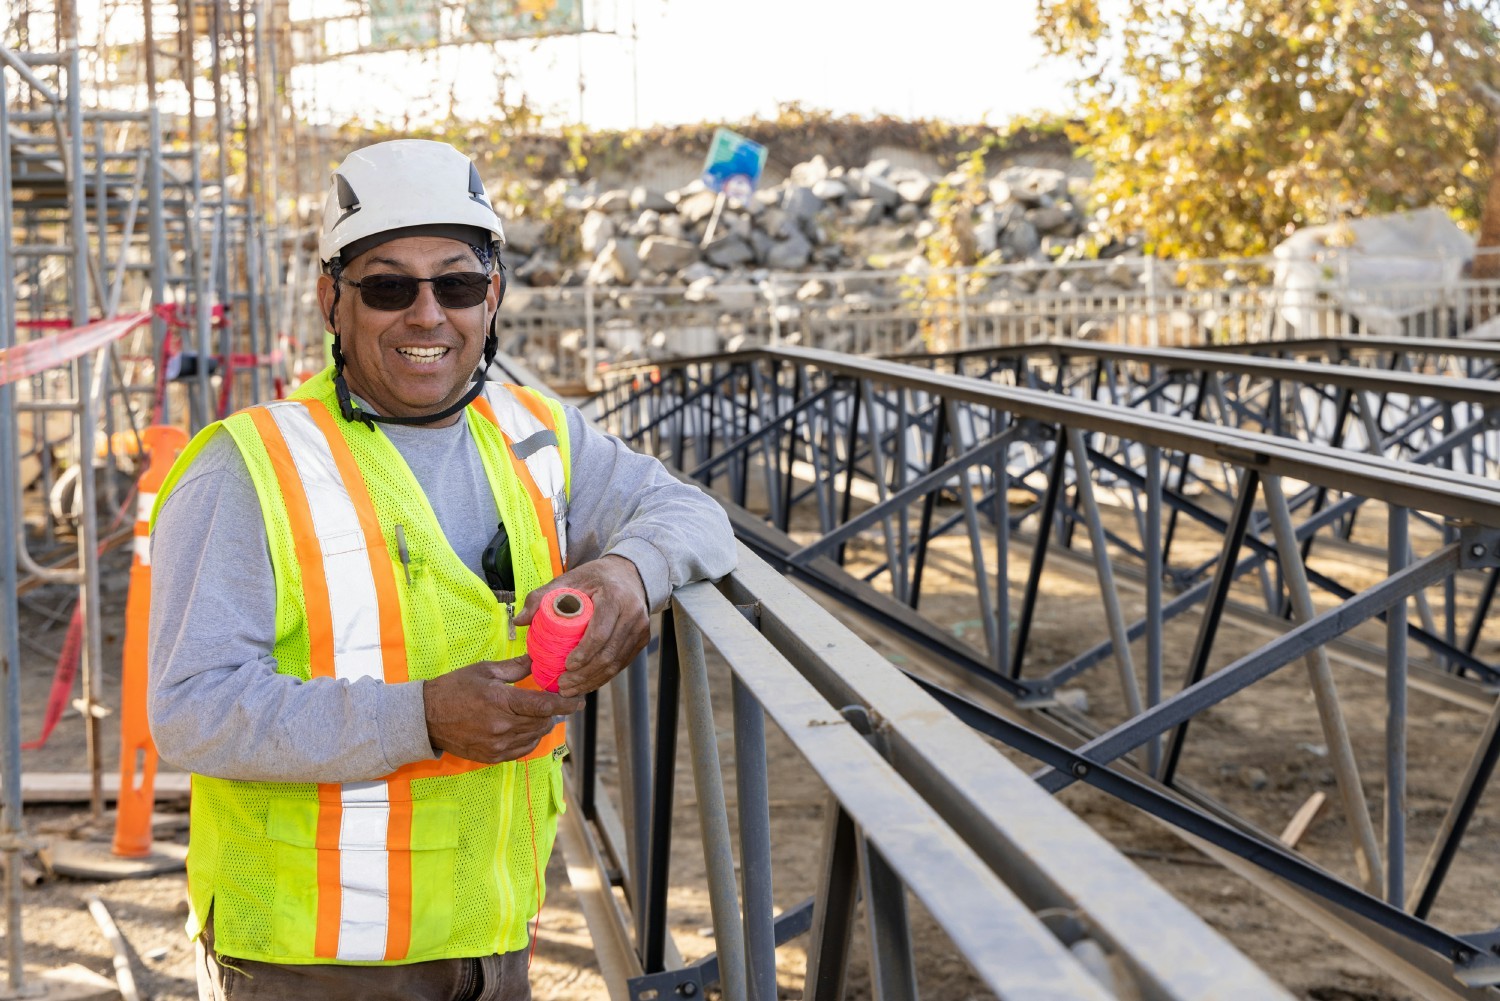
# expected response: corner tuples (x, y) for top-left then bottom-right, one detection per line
(150, 659), (436, 782)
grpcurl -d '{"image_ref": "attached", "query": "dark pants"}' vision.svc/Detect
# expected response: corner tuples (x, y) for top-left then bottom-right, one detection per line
(195, 914), (532, 1001)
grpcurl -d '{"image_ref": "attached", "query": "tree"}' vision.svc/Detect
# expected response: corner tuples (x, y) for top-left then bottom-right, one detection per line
(1037, 0), (1500, 265)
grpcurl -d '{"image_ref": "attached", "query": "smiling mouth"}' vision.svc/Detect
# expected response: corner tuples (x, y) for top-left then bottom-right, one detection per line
(397, 346), (450, 364)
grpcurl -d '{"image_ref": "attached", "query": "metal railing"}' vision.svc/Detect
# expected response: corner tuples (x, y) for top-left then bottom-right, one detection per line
(556, 546), (1293, 1000)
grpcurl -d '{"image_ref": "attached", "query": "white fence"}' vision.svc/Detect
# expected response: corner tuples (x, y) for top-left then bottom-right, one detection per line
(499, 253), (1500, 391)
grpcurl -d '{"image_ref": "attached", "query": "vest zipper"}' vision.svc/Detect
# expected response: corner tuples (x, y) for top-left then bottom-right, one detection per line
(496, 589), (517, 641)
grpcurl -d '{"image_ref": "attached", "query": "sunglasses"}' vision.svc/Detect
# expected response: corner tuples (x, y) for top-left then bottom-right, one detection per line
(338, 271), (491, 311)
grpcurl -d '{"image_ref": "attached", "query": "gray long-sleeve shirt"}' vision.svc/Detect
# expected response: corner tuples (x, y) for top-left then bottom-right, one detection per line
(147, 400), (735, 783)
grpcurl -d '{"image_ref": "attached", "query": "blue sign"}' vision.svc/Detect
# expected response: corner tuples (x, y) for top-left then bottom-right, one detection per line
(701, 128), (767, 202)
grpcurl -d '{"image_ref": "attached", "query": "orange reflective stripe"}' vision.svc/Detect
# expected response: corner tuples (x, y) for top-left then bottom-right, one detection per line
(506, 383), (555, 430)
(298, 401), (409, 684)
(314, 782), (344, 959)
(472, 397), (564, 577)
(384, 778), (414, 961)
(512, 674), (567, 760)
(248, 408), (336, 679)
(521, 723), (566, 762)
(388, 754), (492, 781)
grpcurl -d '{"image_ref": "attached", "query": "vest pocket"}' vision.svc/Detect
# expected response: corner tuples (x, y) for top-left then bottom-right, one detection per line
(265, 796), (459, 962)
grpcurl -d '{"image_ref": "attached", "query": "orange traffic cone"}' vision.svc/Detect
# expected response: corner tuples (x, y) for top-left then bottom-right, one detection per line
(113, 425), (189, 858)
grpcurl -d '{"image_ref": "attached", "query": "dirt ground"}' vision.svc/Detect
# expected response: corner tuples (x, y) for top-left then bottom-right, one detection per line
(7, 488), (1498, 999)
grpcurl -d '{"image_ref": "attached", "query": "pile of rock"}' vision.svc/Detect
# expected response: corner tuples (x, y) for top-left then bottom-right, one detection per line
(494, 155), (1097, 296)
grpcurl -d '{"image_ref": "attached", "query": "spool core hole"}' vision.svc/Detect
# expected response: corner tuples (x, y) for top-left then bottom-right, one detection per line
(555, 593), (583, 616)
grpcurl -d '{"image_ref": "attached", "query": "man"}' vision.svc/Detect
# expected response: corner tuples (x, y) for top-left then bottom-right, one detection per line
(147, 139), (737, 1001)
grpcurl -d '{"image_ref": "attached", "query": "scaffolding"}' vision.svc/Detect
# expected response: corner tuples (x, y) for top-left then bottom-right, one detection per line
(2, 1), (295, 992)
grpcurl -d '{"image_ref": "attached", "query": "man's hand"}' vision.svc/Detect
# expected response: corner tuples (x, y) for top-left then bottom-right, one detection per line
(423, 657), (584, 763)
(514, 554), (650, 698)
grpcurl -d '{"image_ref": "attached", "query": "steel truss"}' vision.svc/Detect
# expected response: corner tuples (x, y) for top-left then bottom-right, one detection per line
(589, 344), (1500, 996)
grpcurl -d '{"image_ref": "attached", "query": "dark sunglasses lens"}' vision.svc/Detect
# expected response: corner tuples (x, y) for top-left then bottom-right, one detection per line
(358, 275), (419, 310)
(430, 273), (490, 308)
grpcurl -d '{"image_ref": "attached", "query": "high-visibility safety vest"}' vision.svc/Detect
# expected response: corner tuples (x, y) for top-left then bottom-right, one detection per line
(152, 367), (573, 965)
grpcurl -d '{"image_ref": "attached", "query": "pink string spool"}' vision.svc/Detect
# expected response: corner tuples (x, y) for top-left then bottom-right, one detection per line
(527, 587), (593, 693)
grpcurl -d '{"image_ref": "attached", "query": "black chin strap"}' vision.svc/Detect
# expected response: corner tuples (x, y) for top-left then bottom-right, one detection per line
(334, 368), (489, 429)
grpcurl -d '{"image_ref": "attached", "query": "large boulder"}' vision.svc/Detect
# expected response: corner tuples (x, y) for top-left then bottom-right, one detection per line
(627, 209), (661, 238)
(781, 186), (824, 224)
(630, 186), (674, 213)
(894, 173), (935, 206)
(639, 235), (700, 273)
(500, 217), (545, 256)
(846, 199), (884, 228)
(855, 173), (901, 210)
(789, 155), (831, 188)
(758, 206), (795, 241)
(594, 188), (632, 214)
(996, 166), (1068, 206)
(589, 238), (641, 285)
(514, 253), (562, 287)
(704, 233), (755, 268)
(1000, 220), (1041, 260)
(1026, 204), (1073, 235)
(812, 178), (849, 203)
(766, 229), (813, 269)
(580, 210), (615, 255)
(678, 189), (722, 224)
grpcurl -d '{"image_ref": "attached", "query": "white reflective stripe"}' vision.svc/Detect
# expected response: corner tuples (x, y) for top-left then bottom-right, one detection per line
(259, 404), (399, 959)
(267, 404), (384, 683)
(135, 491), (156, 566)
(552, 492), (568, 561)
(337, 782), (391, 961)
(482, 386), (567, 552)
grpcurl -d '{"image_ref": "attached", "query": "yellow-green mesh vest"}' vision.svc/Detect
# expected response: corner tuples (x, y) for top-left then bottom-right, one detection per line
(151, 367), (573, 965)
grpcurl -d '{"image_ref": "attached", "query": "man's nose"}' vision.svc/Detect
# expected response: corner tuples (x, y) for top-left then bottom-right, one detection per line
(407, 282), (444, 326)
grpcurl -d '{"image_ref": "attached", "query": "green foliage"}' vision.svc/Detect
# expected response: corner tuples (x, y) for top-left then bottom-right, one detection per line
(1038, 0), (1500, 258)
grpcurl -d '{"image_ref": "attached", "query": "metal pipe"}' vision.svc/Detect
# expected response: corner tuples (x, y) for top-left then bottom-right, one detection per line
(1144, 444), (1163, 775)
(1263, 475), (1383, 894)
(0, 58), (30, 998)
(61, 46), (106, 821)
(1387, 505), (1409, 908)
(1066, 428), (1144, 718)
(732, 675), (776, 1001)
(147, 107), (170, 422)
(675, 614), (749, 1001)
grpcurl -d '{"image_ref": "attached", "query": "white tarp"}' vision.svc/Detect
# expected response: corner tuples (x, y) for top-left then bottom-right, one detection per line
(1272, 207), (1473, 337)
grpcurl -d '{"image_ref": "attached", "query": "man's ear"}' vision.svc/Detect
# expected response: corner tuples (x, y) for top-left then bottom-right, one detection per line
(486, 268), (503, 312)
(316, 273), (337, 333)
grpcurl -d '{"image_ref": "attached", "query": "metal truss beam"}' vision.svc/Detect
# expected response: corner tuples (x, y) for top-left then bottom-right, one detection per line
(589, 344), (1500, 995)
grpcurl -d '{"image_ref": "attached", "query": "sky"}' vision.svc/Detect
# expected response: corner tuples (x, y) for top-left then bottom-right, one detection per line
(289, 0), (1079, 130)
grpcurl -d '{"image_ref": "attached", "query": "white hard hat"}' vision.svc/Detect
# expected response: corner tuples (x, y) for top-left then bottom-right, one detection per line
(318, 139), (506, 268)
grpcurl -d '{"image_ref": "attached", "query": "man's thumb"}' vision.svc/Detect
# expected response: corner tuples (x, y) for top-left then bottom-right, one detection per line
(491, 655), (533, 683)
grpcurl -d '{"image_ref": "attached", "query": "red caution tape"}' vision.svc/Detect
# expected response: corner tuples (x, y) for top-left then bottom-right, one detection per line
(0, 311), (157, 387)
(21, 604), (83, 751)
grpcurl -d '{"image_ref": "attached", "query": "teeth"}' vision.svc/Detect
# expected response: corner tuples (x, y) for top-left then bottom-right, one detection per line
(398, 346), (448, 362)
